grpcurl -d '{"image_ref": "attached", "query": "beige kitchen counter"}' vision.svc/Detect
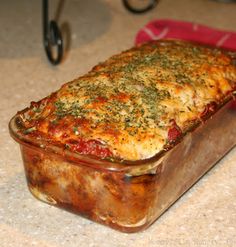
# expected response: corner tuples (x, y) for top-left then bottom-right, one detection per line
(0, 0), (236, 246)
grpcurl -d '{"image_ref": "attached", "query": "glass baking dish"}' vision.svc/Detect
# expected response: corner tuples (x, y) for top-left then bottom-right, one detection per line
(9, 98), (236, 233)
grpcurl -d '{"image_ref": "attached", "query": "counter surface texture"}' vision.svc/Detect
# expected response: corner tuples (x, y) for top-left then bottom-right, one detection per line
(0, 0), (236, 246)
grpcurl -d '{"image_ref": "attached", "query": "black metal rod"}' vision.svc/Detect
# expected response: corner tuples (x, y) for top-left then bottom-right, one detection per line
(43, 0), (63, 65)
(123, 0), (158, 14)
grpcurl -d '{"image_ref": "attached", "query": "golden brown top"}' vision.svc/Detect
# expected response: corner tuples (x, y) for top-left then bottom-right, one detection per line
(20, 40), (236, 161)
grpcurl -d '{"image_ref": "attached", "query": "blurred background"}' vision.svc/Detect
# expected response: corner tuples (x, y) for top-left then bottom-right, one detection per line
(0, 0), (236, 102)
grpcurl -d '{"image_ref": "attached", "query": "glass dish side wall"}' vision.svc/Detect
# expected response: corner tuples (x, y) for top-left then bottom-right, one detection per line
(144, 101), (236, 222)
(20, 144), (161, 233)
(11, 101), (236, 233)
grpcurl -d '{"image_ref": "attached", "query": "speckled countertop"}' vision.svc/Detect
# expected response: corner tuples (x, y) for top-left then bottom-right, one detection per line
(0, 0), (236, 246)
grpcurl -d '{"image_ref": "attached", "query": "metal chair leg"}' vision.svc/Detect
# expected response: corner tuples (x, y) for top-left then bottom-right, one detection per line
(43, 0), (63, 65)
(122, 0), (158, 14)
(42, 0), (158, 65)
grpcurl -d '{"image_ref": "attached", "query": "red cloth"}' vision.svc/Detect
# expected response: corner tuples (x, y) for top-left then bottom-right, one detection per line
(135, 19), (236, 50)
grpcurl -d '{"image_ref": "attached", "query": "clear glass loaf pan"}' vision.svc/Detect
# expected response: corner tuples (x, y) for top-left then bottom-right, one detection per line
(9, 99), (236, 233)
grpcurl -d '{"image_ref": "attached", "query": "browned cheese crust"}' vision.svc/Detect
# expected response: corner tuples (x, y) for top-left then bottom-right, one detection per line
(19, 40), (236, 161)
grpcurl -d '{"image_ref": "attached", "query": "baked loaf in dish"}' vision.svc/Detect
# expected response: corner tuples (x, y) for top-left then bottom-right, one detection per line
(10, 39), (236, 232)
(18, 40), (236, 161)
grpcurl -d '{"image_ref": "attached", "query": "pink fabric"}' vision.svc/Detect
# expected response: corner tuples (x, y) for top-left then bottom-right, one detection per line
(135, 19), (236, 50)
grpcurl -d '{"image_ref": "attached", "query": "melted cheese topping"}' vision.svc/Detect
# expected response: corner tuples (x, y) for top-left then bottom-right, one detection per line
(21, 40), (236, 161)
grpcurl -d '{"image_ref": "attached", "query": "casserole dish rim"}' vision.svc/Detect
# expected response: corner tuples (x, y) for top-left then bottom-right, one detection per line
(8, 95), (234, 172)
